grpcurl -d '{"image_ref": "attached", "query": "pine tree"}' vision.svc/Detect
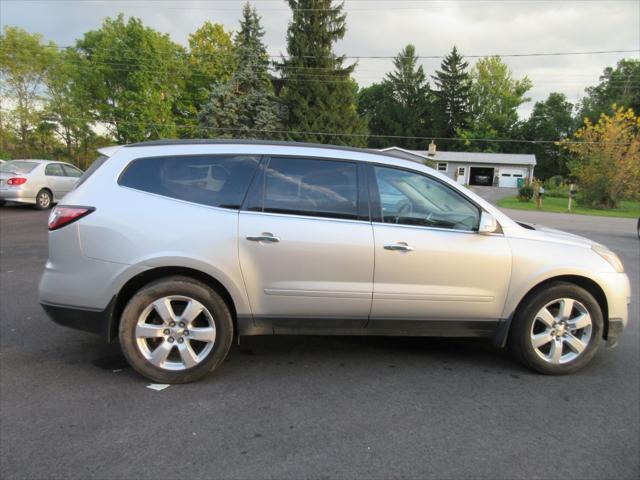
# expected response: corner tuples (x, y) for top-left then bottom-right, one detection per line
(277, 0), (368, 146)
(199, 3), (283, 139)
(432, 46), (471, 147)
(382, 44), (432, 150)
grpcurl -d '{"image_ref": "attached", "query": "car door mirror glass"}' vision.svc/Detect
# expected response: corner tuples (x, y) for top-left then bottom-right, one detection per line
(478, 212), (499, 234)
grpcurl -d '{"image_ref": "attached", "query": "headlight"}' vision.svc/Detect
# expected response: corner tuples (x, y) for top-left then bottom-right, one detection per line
(592, 245), (624, 273)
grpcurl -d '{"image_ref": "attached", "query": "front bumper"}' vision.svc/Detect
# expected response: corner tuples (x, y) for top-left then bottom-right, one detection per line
(41, 297), (116, 340)
(597, 272), (631, 347)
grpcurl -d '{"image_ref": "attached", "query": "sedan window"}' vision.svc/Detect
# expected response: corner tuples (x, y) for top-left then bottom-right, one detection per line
(45, 163), (65, 177)
(62, 164), (83, 178)
(373, 166), (480, 231)
(0, 161), (39, 174)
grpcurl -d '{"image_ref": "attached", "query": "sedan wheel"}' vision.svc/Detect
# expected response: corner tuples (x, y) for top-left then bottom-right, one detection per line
(35, 189), (52, 210)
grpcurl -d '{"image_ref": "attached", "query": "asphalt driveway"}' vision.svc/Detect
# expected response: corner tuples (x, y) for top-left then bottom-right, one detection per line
(0, 205), (638, 480)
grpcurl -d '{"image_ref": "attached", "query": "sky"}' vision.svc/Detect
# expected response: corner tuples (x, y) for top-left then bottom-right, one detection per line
(1, 0), (639, 118)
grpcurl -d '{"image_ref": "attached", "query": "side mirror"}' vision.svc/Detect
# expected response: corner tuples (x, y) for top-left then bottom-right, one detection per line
(478, 212), (499, 234)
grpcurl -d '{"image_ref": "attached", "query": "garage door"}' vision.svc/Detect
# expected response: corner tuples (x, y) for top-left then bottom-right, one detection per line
(498, 168), (526, 188)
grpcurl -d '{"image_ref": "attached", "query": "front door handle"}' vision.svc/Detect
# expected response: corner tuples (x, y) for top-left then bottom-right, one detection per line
(383, 242), (413, 252)
(246, 233), (280, 243)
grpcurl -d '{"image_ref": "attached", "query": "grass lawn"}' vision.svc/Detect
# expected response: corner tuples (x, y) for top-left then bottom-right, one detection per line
(497, 196), (640, 218)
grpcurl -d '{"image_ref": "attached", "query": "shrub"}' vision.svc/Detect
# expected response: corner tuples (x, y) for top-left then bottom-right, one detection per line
(518, 185), (534, 202)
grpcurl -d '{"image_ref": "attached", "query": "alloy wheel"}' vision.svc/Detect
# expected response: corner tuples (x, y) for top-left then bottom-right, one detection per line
(38, 192), (51, 208)
(135, 295), (216, 371)
(530, 298), (592, 365)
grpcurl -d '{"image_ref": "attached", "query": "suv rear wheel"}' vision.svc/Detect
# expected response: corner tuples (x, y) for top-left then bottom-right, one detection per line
(119, 276), (233, 383)
(508, 282), (603, 374)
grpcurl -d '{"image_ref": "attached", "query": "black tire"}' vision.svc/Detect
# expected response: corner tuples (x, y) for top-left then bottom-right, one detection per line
(119, 276), (234, 383)
(34, 189), (52, 210)
(0, 199), (5, 207)
(508, 282), (603, 375)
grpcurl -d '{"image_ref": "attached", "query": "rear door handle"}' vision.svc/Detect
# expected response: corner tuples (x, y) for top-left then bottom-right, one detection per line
(246, 233), (280, 243)
(383, 242), (413, 252)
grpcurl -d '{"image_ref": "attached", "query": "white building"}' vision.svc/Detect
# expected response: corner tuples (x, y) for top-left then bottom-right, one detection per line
(380, 145), (536, 188)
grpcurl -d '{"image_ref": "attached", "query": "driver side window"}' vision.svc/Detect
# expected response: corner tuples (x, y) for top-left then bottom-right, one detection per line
(373, 166), (480, 231)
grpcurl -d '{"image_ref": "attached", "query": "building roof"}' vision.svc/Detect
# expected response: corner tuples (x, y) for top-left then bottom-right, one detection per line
(380, 146), (536, 166)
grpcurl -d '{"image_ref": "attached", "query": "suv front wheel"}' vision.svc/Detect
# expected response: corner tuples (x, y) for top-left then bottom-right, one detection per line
(509, 282), (603, 374)
(119, 276), (234, 383)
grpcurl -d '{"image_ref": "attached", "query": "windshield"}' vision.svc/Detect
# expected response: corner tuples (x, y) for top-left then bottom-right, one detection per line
(0, 161), (39, 174)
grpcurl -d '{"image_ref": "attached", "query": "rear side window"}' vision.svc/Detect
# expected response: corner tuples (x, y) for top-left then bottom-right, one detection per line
(0, 161), (39, 174)
(248, 157), (358, 220)
(119, 155), (260, 209)
(45, 164), (64, 176)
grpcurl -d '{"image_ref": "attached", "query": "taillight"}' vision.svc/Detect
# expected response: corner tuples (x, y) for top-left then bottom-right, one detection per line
(48, 206), (95, 231)
(7, 177), (27, 185)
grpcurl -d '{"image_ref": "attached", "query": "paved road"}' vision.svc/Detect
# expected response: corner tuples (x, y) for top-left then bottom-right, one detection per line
(1, 205), (638, 480)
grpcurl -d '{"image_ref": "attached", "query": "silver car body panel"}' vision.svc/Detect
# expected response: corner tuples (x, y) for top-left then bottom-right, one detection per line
(38, 142), (630, 342)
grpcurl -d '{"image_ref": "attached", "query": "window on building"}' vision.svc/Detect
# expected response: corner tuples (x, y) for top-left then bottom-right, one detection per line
(437, 162), (448, 172)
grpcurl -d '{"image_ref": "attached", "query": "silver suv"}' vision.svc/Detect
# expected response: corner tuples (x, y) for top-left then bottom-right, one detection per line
(38, 140), (630, 383)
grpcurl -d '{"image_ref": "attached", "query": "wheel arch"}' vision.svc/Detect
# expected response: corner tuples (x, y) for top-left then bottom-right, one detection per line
(108, 266), (238, 342)
(498, 275), (609, 347)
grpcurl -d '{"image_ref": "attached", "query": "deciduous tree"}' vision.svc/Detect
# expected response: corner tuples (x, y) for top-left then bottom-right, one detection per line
(516, 92), (575, 179)
(0, 26), (56, 156)
(579, 59), (640, 124)
(76, 15), (187, 143)
(461, 56), (532, 151)
(565, 106), (639, 208)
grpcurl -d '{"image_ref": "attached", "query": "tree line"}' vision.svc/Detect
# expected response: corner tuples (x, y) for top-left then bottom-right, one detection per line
(1, 0), (638, 196)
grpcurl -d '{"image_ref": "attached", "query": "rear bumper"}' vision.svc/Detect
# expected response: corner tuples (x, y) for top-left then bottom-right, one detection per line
(41, 297), (116, 340)
(0, 188), (37, 204)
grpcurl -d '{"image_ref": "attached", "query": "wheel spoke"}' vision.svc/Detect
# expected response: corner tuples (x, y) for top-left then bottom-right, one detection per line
(178, 342), (199, 368)
(153, 298), (175, 323)
(532, 331), (553, 349)
(568, 313), (591, 331)
(188, 327), (216, 343)
(564, 334), (586, 354)
(549, 338), (564, 363)
(559, 299), (575, 321)
(149, 340), (173, 367)
(180, 299), (204, 325)
(536, 307), (556, 328)
(136, 324), (165, 338)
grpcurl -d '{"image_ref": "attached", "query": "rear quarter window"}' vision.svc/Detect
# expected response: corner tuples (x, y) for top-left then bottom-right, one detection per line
(119, 154), (260, 209)
(0, 161), (39, 174)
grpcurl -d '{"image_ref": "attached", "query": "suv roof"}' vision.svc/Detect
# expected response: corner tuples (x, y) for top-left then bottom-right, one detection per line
(124, 139), (391, 158)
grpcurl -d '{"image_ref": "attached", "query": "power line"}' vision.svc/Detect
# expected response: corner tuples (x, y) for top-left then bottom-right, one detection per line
(44, 42), (639, 60)
(57, 116), (636, 146)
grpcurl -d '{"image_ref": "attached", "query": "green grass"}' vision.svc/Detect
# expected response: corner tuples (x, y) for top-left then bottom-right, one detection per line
(496, 196), (640, 218)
